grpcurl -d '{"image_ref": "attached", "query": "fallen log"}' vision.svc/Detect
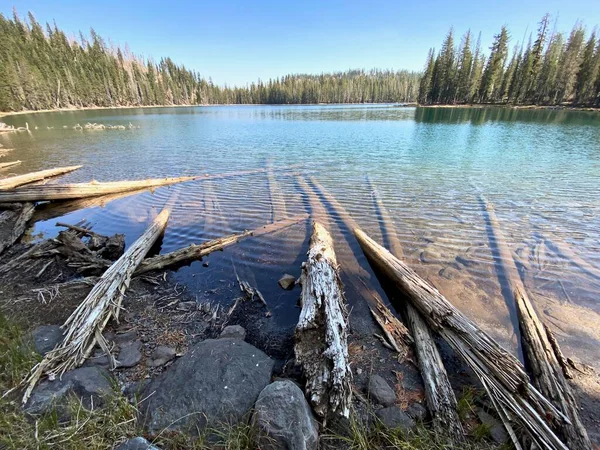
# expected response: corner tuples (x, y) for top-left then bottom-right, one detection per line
(295, 221), (352, 420)
(367, 176), (463, 441)
(543, 235), (600, 281)
(136, 214), (309, 275)
(0, 176), (199, 202)
(480, 195), (592, 450)
(299, 176), (412, 349)
(0, 202), (35, 255)
(0, 160), (21, 170)
(0, 165), (82, 190)
(22, 208), (170, 404)
(354, 227), (568, 450)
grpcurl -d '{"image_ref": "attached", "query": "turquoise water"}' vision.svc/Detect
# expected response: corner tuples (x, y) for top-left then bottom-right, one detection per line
(2, 105), (599, 363)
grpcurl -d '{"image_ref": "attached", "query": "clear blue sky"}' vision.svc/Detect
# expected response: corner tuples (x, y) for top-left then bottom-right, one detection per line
(3, 0), (600, 86)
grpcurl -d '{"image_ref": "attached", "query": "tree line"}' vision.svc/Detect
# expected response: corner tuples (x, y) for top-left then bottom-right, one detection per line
(0, 12), (420, 112)
(418, 14), (600, 106)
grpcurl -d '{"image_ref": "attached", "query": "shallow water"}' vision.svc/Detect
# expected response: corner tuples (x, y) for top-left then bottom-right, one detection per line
(2, 105), (600, 365)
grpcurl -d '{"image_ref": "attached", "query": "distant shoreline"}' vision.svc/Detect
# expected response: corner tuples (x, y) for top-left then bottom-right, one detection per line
(2, 102), (599, 119)
(0, 103), (418, 119)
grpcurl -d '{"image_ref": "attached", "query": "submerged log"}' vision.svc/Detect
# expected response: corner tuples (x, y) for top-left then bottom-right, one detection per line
(543, 235), (600, 281)
(295, 221), (352, 420)
(0, 160), (21, 170)
(266, 160), (288, 222)
(22, 208), (170, 404)
(0, 176), (199, 202)
(136, 214), (309, 275)
(0, 202), (35, 255)
(0, 165), (82, 190)
(354, 228), (568, 450)
(480, 196), (592, 450)
(367, 176), (463, 441)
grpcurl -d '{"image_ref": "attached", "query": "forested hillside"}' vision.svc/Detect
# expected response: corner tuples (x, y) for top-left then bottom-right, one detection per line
(419, 14), (600, 106)
(0, 12), (419, 112)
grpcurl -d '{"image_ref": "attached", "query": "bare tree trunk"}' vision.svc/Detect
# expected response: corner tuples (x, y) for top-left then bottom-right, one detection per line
(295, 221), (352, 421)
(367, 176), (463, 441)
(480, 195), (592, 450)
(0, 160), (22, 170)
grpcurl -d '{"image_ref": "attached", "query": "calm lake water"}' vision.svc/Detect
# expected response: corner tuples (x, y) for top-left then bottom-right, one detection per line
(2, 105), (600, 365)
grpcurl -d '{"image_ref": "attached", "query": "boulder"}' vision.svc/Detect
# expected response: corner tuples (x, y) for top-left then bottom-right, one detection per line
(142, 338), (274, 433)
(31, 325), (63, 356)
(368, 375), (396, 407)
(148, 346), (176, 367)
(406, 403), (428, 422)
(375, 406), (415, 431)
(278, 274), (296, 290)
(118, 340), (143, 368)
(219, 325), (246, 340)
(253, 380), (319, 450)
(25, 367), (113, 416)
(115, 437), (160, 450)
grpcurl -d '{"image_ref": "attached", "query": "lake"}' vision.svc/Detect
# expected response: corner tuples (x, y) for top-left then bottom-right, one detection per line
(2, 105), (599, 366)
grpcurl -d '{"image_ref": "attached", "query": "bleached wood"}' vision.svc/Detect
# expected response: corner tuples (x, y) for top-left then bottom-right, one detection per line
(480, 196), (592, 450)
(0, 160), (21, 170)
(0, 176), (198, 202)
(22, 209), (170, 404)
(354, 227), (568, 450)
(295, 221), (352, 420)
(367, 176), (463, 441)
(0, 165), (82, 190)
(0, 202), (34, 254)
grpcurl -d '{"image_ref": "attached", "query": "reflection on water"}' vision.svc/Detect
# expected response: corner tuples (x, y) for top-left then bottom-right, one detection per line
(2, 105), (600, 366)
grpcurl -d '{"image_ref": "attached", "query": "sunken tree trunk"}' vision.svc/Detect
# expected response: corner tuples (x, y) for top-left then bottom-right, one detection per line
(23, 208), (170, 404)
(295, 221), (352, 421)
(354, 227), (569, 450)
(0, 165), (82, 190)
(480, 195), (592, 450)
(367, 176), (464, 441)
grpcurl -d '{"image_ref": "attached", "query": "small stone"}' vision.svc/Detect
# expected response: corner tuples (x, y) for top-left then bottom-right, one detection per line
(407, 403), (428, 422)
(149, 345), (176, 367)
(31, 325), (63, 356)
(368, 375), (397, 407)
(115, 437), (161, 450)
(439, 266), (459, 280)
(253, 380), (319, 450)
(118, 340), (142, 368)
(356, 367), (363, 376)
(376, 406), (416, 431)
(113, 330), (138, 345)
(278, 274), (296, 290)
(476, 408), (509, 444)
(220, 325), (246, 340)
(177, 301), (197, 311)
(202, 261), (209, 267)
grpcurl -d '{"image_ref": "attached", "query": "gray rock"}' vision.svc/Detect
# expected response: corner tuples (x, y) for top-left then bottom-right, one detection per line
(31, 325), (63, 356)
(253, 380), (319, 450)
(278, 274), (296, 290)
(220, 325), (246, 340)
(142, 338), (274, 433)
(368, 375), (396, 407)
(115, 437), (160, 450)
(85, 349), (111, 369)
(25, 367), (113, 416)
(376, 407), (415, 431)
(113, 330), (138, 345)
(118, 340), (143, 368)
(476, 408), (509, 444)
(148, 346), (176, 367)
(406, 403), (428, 422)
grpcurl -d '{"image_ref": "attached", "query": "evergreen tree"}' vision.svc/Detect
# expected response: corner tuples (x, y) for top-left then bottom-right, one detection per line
(575, 32), (598, 104)
(456, 31), (474, 103)
(479, 26), (509, 102)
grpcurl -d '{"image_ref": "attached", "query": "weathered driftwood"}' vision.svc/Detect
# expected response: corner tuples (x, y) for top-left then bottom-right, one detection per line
(0, 202), (34, 255)
(302, 176), (412, 350)
(354, 228), (568, 450)
(295, 221), (352, 420)
(480, 196), (592, 450)
(0, 176), (199, 202)
(23, 209), (170, 404)
(0, 165), (82, 190)
(266, 161), (288, 222)
(0, 160), (21, 170)
(543, 235), (600, 281)
(136, 214), (308, 276)
(367, 176), (463, 441)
